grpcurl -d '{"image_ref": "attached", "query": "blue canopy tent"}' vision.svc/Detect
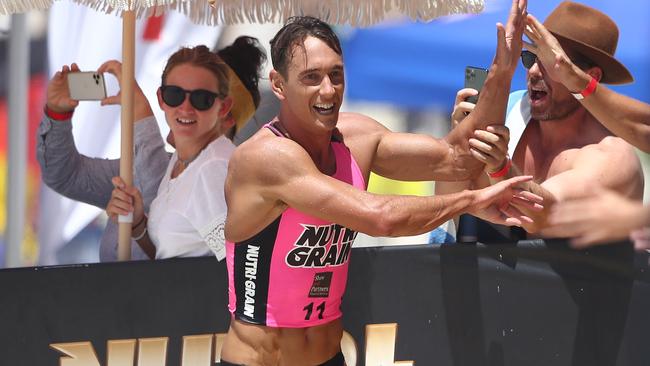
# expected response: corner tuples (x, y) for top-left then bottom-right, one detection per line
(342, 0), (650, 109)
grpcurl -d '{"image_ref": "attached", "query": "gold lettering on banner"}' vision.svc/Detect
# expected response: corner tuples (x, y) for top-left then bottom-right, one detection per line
(341, 331), (358, 366)
(181, 334), (213, 365)
(213, 332), (227, 362)
(107, 339), (136, 366)
(50, 325), (415, 365)
(365, 323), (414, 366)
(50, 341), (101, 366)
(137, 337), (168, 366)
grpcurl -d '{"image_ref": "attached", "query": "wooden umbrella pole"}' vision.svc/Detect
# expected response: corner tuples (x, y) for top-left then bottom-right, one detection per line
(118, 8), (136, 261)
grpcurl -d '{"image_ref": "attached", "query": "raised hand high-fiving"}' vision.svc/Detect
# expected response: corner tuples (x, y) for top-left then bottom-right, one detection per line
(467, 175), (543, 227)
(494, 0), (527, 76)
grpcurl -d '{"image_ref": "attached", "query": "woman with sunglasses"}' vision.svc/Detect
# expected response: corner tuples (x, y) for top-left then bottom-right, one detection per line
(106, 44), (236, 259)
(38, 37), (266, 261)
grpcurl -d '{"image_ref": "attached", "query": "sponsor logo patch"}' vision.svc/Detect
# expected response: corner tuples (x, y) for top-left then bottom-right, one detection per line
(309, 272), (333, 298)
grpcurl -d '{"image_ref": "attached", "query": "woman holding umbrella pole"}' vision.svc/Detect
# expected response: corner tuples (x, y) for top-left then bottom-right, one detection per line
(38, 37), (266, 260)
(106, 44), (235, 260)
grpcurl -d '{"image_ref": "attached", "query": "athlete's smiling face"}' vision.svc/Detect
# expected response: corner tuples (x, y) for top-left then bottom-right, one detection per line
(274, 36), (345, 131)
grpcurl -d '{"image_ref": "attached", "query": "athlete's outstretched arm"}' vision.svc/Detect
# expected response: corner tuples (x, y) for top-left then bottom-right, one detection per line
(444, 0), (525, 178)
(224, 136), (541, 243)
(341, 111), (508, 183)
(338, 113), (464, 182)
(365, 0), (527, 182)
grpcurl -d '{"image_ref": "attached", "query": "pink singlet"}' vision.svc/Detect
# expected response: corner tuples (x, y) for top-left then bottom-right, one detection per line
(225, 122), (366, 327)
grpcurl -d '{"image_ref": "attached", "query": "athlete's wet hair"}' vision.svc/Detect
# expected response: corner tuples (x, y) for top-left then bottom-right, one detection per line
(161, 45), (229, 98)
(270, 16), (342, 77)
(217, 36), (267, 109)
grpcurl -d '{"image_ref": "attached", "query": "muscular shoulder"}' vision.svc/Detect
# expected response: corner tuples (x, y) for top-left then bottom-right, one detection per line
(576, 135), (642, 191)
(336, 112), (388, 169)
(228, 130), (314, 186)
(578, 135), (638, 163)
(337, 112), (388, 139)
(542, 135), (643, 202)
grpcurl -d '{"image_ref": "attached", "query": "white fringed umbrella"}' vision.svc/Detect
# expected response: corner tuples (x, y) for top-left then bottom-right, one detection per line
(1, 0), (484, 263)
(3, 0), (484, 25)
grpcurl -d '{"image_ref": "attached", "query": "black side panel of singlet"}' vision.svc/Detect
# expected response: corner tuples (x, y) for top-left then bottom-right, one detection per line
(233, 216), (281, 325)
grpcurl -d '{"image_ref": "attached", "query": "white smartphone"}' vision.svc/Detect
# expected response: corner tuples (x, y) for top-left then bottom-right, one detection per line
(67, 72), (107, 101)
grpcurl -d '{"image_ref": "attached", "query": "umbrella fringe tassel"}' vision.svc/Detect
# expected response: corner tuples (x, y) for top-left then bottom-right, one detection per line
(1, 0), (484, 26)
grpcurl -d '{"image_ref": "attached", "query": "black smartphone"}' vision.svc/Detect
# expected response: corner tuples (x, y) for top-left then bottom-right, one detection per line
(464, 66), (489, 104)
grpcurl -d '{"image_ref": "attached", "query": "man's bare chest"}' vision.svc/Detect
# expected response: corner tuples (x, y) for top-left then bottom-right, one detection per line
(513, 140), (578, 182)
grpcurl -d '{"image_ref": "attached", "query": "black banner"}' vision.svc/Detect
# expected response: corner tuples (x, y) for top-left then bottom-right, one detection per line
(0, 241), (648, 365)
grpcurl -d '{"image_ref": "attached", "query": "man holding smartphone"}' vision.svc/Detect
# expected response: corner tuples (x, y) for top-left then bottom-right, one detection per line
(437, 1), (643, 241)
(434, 3), (644, 365)
(522, 8), (650, 250)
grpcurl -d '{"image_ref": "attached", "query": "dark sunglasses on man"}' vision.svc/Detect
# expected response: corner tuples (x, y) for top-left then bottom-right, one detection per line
(160, 85), (224, 111)
(521, 49), (594, 72)
(520, 50), (537, 69)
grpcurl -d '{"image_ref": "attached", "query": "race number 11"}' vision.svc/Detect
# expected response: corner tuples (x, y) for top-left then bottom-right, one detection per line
(303, 301), (325, 320)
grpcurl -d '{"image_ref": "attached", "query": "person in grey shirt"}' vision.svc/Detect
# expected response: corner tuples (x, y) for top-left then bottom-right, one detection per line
(37, 36), (266, 261)
(38, 60), (168, 261)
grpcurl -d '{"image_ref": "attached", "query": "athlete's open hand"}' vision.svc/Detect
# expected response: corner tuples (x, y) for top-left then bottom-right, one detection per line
(468, 175), (543, 226)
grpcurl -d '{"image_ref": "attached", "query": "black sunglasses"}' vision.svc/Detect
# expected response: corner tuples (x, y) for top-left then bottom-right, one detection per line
(520, 50), (537, 69)
(160, 85), (223, 111)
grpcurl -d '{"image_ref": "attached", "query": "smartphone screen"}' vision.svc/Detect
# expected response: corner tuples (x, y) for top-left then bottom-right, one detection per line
(464, 66), (489, 104)
(67, 72), (107, 101)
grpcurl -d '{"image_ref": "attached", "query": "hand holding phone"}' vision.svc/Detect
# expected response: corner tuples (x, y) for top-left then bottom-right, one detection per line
(67, 72), (107, 101)
(464, 66), (489, 104)
(46, 63), (81, 113)
(452, 89), (479, 128)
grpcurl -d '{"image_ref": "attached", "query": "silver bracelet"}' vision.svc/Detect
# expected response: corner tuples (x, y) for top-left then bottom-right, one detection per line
(132, 227), (147, 241)
(132, 217), (148, 241)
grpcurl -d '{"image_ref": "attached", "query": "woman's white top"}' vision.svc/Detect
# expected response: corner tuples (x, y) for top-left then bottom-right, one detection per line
(148, 135), (235, 260)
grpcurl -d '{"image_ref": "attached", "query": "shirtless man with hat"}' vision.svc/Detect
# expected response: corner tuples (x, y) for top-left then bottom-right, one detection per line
(440, 1), (643, 240)
(436, 3), (644, 365)
(503, 1), (644, 234)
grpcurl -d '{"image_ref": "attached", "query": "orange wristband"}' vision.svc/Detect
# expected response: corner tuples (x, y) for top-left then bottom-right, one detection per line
(488, 157), (512, 178)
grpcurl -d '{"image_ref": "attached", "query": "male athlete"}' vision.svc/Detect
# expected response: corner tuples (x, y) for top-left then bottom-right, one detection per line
(221, 1), (532, 365)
